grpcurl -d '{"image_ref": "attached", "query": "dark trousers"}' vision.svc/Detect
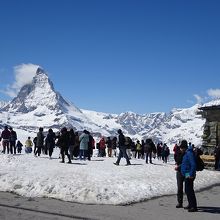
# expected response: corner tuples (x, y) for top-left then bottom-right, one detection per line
(79, 149), (87, 160)
(185, 178), (197, 208)
(35, 146), (42, 156)
(73, 145), (79, 157)
(146, 152), (152, 163)
(116, 146), (130, 164)
(2, 140), (9, 154)
(49, 147), (54, 157)
(61, 147), (71, 162)
(176, 171), (184, 205)
(34, 144), (37, 154)
(10, 141), (16, 154)
(135, 150), (141, 159)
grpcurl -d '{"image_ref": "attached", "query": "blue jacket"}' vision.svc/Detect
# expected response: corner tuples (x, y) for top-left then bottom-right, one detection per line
(181, 149), (196, 178)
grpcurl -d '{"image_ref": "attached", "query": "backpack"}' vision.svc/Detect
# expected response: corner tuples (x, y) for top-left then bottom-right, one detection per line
(195, 154), (205, 171)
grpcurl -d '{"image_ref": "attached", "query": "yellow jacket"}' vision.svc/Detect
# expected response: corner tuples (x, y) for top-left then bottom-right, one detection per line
(25, 139), (33, 148)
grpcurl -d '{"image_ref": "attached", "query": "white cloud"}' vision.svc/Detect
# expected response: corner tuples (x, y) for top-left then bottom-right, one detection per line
(193, 94), (203, 104)
(2, 63), (39, 97)
(207, 88), (220, 99)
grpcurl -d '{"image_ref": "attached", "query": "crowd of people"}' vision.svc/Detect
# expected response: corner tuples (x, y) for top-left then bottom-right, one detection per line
(0, 126), (172, 165)
(1, 125), (220, 169)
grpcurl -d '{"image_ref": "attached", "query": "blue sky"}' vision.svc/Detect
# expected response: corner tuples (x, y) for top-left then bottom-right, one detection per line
(0, 0), (220, 114)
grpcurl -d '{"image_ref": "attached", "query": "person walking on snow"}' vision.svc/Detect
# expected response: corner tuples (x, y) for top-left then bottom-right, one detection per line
(114, 129), (131, 166)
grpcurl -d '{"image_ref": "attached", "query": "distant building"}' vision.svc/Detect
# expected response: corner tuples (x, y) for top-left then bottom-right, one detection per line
(199, 105), (220, 154)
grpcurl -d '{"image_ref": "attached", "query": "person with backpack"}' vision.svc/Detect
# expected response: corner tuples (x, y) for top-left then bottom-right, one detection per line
(180, 140), (197, 212)
(145, 139), (156, 164)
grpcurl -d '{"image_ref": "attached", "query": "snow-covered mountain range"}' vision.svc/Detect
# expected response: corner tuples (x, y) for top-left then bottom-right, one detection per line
(0, 68), (207, 146)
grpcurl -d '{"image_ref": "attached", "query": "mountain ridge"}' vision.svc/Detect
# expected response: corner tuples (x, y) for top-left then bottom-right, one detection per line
(0, 68), (208, 145)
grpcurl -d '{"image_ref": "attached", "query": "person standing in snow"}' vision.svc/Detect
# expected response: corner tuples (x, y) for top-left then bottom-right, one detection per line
(135, 140), (142, 159)
(173, 143), (180, 162)
(111, 136), (117, 157)
(145, 138), (154, 164)
(68, 128), (75, 160)
(35, 127), (44, 157)
(45, 128), (56, 159)
(9, 127), (17, 154)
(174, 140), (186, 208)
(114, 129), (131, 166)
(99, 137), (106, 157)
(1, 126), (11, 154)
(131, 140), (136, 159)
(57, 127), (71, 163)
(106, 137), (112, 157)
(79, 130), (89, 160)
(86, 130), (94, 161)
(33, 136), (37, 154)
(181, 139), (198, 212)
(73, 132), (80, 158)
(16, 140), (23, 153)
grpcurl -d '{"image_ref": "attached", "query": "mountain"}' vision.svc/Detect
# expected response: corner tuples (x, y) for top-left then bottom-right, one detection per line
(82, 104), (205, 146)
(0, 68), (111, 136)
(2, 67), (80, 114)
(0, 67), (206, 146)
(0, 101), (8, 109)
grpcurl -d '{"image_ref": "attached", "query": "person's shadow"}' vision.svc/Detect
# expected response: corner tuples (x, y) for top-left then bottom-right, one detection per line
(198, 206), (220, 214)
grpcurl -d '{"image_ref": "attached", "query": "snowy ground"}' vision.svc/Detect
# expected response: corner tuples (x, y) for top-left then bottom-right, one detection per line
(0, 148), (220, 205)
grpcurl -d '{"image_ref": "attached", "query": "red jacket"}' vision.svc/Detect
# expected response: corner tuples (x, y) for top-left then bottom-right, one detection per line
(99, 138), (106, 149)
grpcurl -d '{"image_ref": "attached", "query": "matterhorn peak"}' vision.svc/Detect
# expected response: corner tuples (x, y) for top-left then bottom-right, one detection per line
(1, 67), (81, 115)
(36, 67), (46, 75)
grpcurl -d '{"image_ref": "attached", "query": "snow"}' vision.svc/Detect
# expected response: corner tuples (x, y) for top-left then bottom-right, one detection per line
(202, 99), (220, 107)
(0, 148), (219, 205)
